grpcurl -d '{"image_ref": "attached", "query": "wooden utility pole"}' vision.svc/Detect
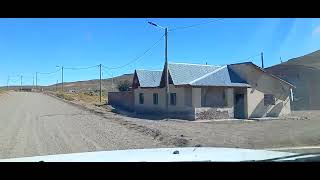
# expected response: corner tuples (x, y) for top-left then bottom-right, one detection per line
(56, 80), (58, 92)
(261, 52), (264, 69)
(111, 73), (114, 92)
(165, 27), (169, 120)
(147, 21), (169, 119)
(35, 72), (38, 91)
(20, 75), (22, 91)
(61, 66), (64, 92)
(7, 76), (9, 91)
(99, 64), (102, 103)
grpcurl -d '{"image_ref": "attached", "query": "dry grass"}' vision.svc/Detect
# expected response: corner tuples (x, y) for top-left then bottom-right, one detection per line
(56, 93), (75, 101)
(0, 90), (7, 95)
(55, 91), (107, 105)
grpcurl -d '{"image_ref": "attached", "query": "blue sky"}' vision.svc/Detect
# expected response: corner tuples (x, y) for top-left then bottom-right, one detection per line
(1, 18), (320, 86)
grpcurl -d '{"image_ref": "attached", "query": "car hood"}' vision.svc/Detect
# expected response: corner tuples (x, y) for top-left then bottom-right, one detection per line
(0, 147), (299, 162)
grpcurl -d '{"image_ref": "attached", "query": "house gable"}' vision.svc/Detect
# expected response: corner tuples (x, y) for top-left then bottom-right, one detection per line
(132, 70), (140, 89)
(134, 69), (162, 88)
(229, 62), (293, 101)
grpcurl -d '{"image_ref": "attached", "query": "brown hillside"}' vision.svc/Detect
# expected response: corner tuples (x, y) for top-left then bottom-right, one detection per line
(266, 50), (320, 110)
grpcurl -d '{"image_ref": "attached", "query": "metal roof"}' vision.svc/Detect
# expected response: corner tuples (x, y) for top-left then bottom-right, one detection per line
(135, 70), (162, 88)
(135, 63), (250, 87)
(135, 61), (295, 88)
(190, 66), (250, 87)
(168, 63), (221, 85)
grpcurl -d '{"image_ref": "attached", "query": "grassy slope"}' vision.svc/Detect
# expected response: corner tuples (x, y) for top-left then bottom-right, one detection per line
(52, 91), (108, 105)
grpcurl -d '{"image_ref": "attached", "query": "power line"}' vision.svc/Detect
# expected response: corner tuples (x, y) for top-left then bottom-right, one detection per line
(8, 78), (20, 83)
(64, 64), (99, 70)
(38, 68), (61, 75)
(234, 53), (261, 63)
(170, 18), (224, 31)
(103, 34), (165, 70)
(101, 66), (113, 75)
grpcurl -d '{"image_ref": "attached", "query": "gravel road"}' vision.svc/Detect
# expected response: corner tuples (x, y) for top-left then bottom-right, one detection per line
(1, 92), (320, 159)
(0, 92), (165, 159)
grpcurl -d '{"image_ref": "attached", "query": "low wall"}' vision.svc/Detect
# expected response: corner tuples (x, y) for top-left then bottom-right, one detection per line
(135, 106), (195, 120)
(195, 107), (234, 120)
(108, 91), (134, 112)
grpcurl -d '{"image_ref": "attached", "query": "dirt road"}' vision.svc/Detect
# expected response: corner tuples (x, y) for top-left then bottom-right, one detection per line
(1, 92), (320, 159)
(0, 92), (165, 159)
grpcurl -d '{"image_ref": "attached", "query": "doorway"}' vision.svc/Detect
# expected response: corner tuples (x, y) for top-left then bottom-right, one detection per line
(234, 93), (245, 119)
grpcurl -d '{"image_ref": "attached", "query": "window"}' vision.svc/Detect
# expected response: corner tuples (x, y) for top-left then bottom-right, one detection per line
(139, 93), (144, 104)
(264, 94), (275, 106)
(153, 93), (158, 105)
(170, 93), (176, 105)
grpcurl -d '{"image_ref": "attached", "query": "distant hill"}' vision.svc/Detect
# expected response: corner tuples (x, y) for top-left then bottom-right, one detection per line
(266, 50), (320, 110)
(1, 73), (134, 93)
(47, 73), (134, 92)
(277, 50), (320, 69)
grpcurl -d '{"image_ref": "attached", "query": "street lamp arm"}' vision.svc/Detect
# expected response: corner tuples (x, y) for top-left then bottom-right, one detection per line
(148, 21), (166, 29)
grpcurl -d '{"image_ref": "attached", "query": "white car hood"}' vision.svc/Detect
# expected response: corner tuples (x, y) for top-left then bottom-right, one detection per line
(0, 147), (297, 162)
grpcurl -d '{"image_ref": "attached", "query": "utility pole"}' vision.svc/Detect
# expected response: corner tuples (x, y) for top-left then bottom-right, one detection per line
(56, 80), (58, 92)
(148, 21), (169, 120)
(33, 75), (34, 90)
(280, 57), (282, 63)
(61, 66), (64, 92)
(99, 64), (102, 103)
(111, 73), (114, 92)
(20, 75), (22, 91)
(7, 76), (9, 91)
(261, 52), (264, 69)
(36, 72), (38, 91)
(165, 27), (169, 120)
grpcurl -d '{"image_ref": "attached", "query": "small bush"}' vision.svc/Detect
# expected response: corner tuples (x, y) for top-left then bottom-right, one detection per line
(84, 92), (94, 96)
(64, 95), (75, 101)
(56, 93), (74, 101)
(117, 80), (131, 91)
(56, 93), (64, 99)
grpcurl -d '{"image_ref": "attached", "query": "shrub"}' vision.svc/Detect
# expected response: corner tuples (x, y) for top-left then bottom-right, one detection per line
(117, 80), (131, 91)
(56, 93), (74, 101)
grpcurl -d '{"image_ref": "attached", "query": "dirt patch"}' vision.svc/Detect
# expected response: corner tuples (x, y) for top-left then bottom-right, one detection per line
(113, 119), (189, 147)
(168, 137), (189, 147)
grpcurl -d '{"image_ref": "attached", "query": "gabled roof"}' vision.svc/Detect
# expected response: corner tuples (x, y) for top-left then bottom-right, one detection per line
(135, 70), (162, 88)
(134, 61), (292, 88)
(166, 62), (249, 87)
(168, 63), (221, 85)
(190, 66), (250, 87)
